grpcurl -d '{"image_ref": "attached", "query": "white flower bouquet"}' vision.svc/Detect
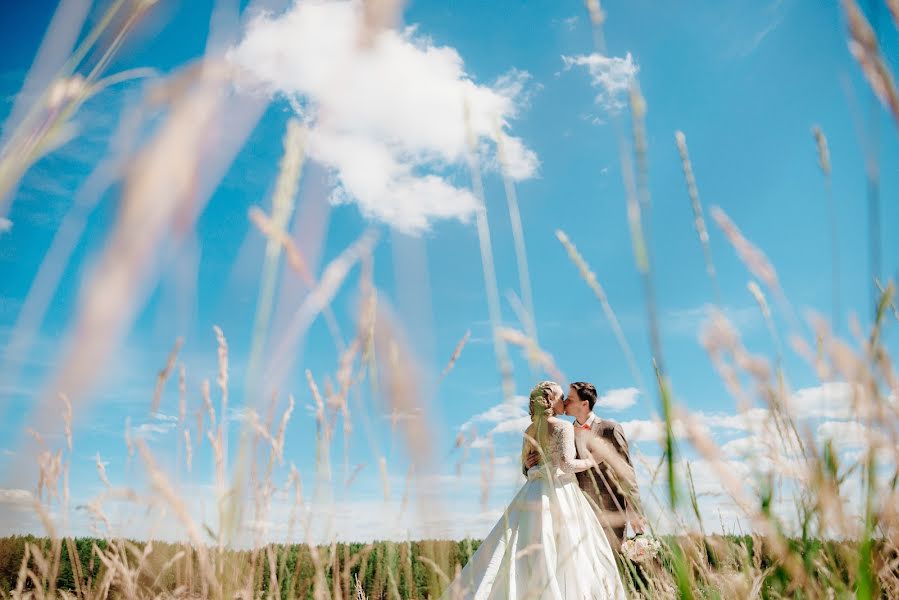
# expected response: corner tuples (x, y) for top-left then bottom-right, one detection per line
(621, 534), (662, 564)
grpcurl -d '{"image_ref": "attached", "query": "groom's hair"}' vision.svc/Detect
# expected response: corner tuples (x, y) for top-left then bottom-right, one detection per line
(570, 382), (597, 410)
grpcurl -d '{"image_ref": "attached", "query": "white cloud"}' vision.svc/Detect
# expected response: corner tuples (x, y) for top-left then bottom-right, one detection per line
(698, 408), (769, 432)
(0, 218), (11, 233)
(719, 436), (757, 458)
(227, 0), (538, 233)
(561, 52), (638, 114)
(789, 382), (860, 420)
(0, 488), (33, 509)
(678, 458), (753, 498)
(817, 420), (895, 452)
(816, 421), (870, 449)
(619, 418), (699, 443)
(460, 395), (529, 437)
(619, 407), (771, 445)
(596, 387), (639, 411)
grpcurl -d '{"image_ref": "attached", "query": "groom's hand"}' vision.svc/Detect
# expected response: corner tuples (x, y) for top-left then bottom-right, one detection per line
(524, 450), (540, 469)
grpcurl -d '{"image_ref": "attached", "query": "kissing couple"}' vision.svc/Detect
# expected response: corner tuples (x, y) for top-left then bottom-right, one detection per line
(441, 381), (644, 599)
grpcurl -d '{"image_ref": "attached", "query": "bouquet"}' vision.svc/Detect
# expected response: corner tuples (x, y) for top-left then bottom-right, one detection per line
(621, 534), (662, 563)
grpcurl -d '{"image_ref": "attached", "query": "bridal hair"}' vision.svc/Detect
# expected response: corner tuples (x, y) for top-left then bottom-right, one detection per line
(529, 380), (560, 421)
(524, 381), (560, 472)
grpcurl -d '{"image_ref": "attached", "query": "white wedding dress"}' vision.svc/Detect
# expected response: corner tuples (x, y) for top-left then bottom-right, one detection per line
(440, 417), (626, 600)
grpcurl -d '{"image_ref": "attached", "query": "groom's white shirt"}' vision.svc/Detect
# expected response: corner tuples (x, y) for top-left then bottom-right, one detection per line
(572, 412), (597, 458)
(575, 412), (598, 428)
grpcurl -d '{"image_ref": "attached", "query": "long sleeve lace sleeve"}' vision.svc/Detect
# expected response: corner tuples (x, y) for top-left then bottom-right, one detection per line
(555, 422), (592, 474)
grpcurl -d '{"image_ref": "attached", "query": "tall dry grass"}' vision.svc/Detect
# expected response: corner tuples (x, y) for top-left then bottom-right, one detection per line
(1, 1), (898, 599)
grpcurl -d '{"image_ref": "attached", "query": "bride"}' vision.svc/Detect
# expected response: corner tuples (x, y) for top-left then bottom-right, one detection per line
(441, 381), (626, 599)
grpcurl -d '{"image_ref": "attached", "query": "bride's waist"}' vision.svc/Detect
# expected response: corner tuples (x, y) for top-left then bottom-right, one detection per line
(526, 466), (576, 483)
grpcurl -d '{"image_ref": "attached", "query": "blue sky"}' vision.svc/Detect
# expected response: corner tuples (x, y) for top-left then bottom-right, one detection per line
(0, 0), (897, 543)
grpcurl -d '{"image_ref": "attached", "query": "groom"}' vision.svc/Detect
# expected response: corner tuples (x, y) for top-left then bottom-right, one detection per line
(526, 381), (644, 550)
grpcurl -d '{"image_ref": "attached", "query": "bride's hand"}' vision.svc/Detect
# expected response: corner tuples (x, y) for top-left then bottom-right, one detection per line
(525, 450), (540, 469)
(630, 516), (646, 535)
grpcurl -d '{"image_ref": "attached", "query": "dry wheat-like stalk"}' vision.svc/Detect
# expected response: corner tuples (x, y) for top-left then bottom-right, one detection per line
(479, 436), (496, 509)
(214, 326), (228, 409)
(246, 120), (306, 396)
(136, 439), (219, 596)
(812, 126), (831, 176)
(37, 448), (63, 503)
(379, 456), (391, 502)
(183, 428), (192, 473)
(60, 392), (73, 453)
(153, 338), (184, 414)
(266, 230), (378, 393)
(675, 130), (720, 303)
(842, 0), (899, 127)
(812, 125), (842, 331)
(585, 0), (605, 25)
(273, 394), (296, 464)
(358, 0), (405, 48)
(201, 379), (216, 428)
(248, 205), (347, 355)
(306, 369), (329, 442)
(212, 326), (229, 491)
(95, 452), (111, 489)
(497, 327), (565, 384)
(710, 206), (778, 291)
(416, 554), (451, 586)
(680, 414), (808, 588)
(496, 125), (539, 349)
(556, 230), (645, 391)
(886, 0), (899, 29)
(248, 207), (313, 285)
(464, 101), (515, 403)
(440, 329), (471, 380)
(0, 0), (156, 209)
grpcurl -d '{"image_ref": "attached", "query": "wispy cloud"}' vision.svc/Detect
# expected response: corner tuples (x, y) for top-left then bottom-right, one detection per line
(559, 16), (579, 31)
(561, 52), (638, 114)
(663, 303), (760, 337)
(738, 16), (784, 57)
(732, 0), (787, 58)
(131, 412), (178, 440)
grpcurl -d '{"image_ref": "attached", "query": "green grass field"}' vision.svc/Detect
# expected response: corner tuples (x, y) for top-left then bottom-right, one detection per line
(1, 535), (896, 599)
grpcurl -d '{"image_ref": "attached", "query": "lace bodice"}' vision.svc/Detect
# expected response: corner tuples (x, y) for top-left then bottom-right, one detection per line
(523, 417), (592, 476)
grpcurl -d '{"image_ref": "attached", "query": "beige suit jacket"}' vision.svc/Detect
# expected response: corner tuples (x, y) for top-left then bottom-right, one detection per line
(573, 414), (641, 547)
